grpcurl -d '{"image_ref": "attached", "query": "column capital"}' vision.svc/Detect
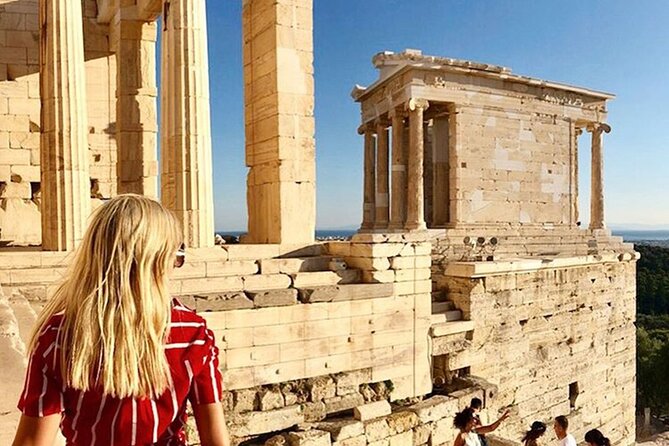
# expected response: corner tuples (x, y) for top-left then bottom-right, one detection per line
(406, 98), (430, 112)
(575, 127), (584, 137)
(375, 117), (392, 128)
(587, 122), (611, 134)
(357, 123), (377, 135)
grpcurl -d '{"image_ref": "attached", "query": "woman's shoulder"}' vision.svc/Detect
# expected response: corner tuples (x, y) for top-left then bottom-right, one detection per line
(171, 298), (205, 323)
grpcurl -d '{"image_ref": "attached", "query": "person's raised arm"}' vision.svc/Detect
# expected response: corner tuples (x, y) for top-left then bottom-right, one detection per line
(477, 410), (511, 435)
(12, 414), (61, 446)
(453, 432), (466, 446)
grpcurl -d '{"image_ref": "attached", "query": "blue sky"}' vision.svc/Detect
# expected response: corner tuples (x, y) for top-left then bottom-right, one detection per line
(204, 0), (669, 231)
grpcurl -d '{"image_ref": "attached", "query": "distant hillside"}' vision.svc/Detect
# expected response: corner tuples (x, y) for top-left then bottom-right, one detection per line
(636, 244), (669, 416)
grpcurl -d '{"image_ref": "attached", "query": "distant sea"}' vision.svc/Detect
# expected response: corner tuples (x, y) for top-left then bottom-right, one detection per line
(613, 230), (669, 241)
(215, 230), (669, 242)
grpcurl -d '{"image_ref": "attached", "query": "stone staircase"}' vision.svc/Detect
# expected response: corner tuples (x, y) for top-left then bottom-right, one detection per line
(429, 289), (478, 388)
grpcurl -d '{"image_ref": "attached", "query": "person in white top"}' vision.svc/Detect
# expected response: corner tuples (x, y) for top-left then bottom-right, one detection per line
(453, 408), (510, 446)
(553, 416), (577, 446)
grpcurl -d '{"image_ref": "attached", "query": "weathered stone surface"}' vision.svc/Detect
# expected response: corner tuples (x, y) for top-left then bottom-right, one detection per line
(412, 424), (431, 446)
(194, 292), (254, 311)
(247, 288), (298, 308)
(266, 435), (288, 446)
(302, 402), (327, 423)
(287, 430), (331, 446)
(332, 283), (394, 302)
(354, 400), (391, 421)
(324, 393), (365, 415)
(408, 396), (456, 424)
(388, 431), (413, 446)
(229, 405), (304, 437)
(308, 376), (337, 402)
(335, 369), (371, 396)
(365, 418), (392, 442)
(316, 419), (364, 441)
(332, 435), (366, 446)
(233, 388), (258, 413)
(386, 411), (419, 434)
(298, 286), (340, 303)
(258, 386), (285, 411)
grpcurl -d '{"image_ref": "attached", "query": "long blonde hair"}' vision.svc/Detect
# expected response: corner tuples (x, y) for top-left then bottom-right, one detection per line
(30, 194), (182, 399)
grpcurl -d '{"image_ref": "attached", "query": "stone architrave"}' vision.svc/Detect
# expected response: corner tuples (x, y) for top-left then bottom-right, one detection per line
(114, 16), (159, 197)
(375, 121), (390, 228)
(389, 109), (407, 228)
(161, 0), (215, 248)
(589, 123), (610, 230)
(405, 98), (428, 231)
(361, 126), (376, 230)
(242, 0), (316, 244)
(39, 0), (91, 251)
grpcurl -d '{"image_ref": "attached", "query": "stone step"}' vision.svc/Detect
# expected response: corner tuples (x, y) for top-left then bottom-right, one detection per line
(8, 292), (38, 347)
(430, 320), (475, 337)
(430, 310), (462, 324)
(431, 301), (455, 313)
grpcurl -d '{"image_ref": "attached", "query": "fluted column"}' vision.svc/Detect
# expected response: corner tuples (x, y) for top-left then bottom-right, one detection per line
(589, 123), (610, 230)
(406, 99), (429, 231)
(161, 0), (215, 247)
(389, 108), (407, 229)
(39, 0), (91, 251)
(375, 120), (390, 228)
(116, 18), (159, 197)
(361, 125), (376, 230)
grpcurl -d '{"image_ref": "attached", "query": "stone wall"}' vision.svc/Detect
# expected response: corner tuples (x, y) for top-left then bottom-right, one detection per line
(0, 0), (115, 245)
(435, 256), (637, 446)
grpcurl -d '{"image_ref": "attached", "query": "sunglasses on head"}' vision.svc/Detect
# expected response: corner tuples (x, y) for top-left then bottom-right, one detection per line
(174, 243), (186, 268)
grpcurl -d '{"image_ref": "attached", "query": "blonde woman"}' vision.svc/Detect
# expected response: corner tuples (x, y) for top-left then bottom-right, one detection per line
(12, 195), (230, 446)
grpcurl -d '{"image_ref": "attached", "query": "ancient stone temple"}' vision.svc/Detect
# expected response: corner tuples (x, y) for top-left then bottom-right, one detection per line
(0, 1), (636, 446)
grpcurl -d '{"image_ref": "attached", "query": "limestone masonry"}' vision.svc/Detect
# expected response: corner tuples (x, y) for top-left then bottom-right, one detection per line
(0, 1), (637, 446)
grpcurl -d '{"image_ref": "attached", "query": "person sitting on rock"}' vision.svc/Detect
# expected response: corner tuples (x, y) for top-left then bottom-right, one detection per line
(12, 194), (231, 446)
(553, 416), (577, 446)
(584, 429), (611, 446)
(453, 407), (510, 446)
(522, 421), (547, 446)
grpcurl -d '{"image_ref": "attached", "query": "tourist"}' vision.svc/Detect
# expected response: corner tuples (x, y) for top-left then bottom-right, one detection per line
(553, 416), (577, 446)
(522, 421), (547, 446)
(12, 194), (231, 446)
(453, 408), (510, 446)
(469, 398), (488, 446)
(584, 429), (611, 446)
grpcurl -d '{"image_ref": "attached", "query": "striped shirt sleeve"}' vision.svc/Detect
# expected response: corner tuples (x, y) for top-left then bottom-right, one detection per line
(17, 325), (64, 417)
(188, 326), (223, 405)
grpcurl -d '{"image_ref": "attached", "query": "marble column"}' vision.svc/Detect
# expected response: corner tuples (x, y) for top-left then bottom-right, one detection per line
(589, 123), (610, 230)
(361, 125), (376, 230)
(389, 109), (407, 229)
(160, 0), (215, 248)
(375, 121), (390, 228)
(39, 0), (91, 251)
(405, 99), (429, 231)
(115, 18), (159, 197)
(571, 124), (583, 227)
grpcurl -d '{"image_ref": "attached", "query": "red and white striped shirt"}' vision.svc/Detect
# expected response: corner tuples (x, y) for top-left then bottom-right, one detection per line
(18, 301), (223, 446)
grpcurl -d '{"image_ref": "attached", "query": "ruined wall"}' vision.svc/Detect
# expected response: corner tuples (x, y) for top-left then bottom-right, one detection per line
(0, 0), (116, 245)
(436, 258), (637, 446)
